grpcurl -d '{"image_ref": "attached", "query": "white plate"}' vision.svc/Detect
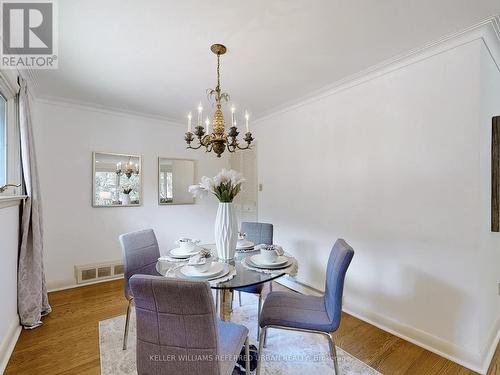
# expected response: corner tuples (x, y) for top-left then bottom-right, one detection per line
(247, 258), (292, 270)
(169, 247), (200, 258)
(236, 246), (259, 253)
(158, 256), (175, 262)
(249, 254), (289, 267)
(179, 262), (226, 278)
(236, 240), (254, 249)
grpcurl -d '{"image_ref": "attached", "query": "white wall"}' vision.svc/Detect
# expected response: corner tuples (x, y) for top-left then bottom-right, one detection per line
(254, 36), (499, 372)
(33, 100), (228, 290)
(478, 40), (500, 365)
(171, 160), (195, 204)
(0, 204), (21, 372)
(230, 148), (258, 224)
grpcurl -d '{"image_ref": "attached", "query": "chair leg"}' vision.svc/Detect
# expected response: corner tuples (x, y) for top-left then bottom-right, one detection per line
(122, 299), (132, 350)
(327, 332), (340, 375)
(215, 289), (219, 314)
(256, 327), (267, 375)
(238, 291), (242, 307)
(245, 336), (250, 374)
(263, 324), (268, 348)
(257, 293), (262, 340)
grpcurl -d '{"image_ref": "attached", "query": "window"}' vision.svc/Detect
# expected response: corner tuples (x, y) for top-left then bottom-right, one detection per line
(0, 73), (21, 197)
(159, 171), (173, 203)
(0, 94), (6, 186)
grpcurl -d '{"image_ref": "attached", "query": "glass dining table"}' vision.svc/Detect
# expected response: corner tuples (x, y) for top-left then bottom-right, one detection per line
(156, 244), (292, 321)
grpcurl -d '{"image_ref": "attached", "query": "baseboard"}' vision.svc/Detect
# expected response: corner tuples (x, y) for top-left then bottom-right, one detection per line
(342, 304), (483, 373)
(0, 319), (21, 374)
(481, 320), (500, 374)
(48, 275), (124, 293)
(276, 276), (493, 374)
(276, 275), (323, 296)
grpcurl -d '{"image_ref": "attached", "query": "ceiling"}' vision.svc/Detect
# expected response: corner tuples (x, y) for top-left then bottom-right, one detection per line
(34, 0), (500, 123)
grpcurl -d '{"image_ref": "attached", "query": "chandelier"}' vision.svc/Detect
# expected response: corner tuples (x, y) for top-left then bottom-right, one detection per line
(116, 157), (140, 179)
(184, 44), (254, 158)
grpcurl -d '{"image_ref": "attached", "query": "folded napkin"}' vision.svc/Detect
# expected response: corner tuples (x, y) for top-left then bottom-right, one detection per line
(188, 253), (210, 265)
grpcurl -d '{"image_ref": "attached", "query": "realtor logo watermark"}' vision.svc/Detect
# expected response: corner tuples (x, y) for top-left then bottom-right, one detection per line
(0, 0), (58, 69)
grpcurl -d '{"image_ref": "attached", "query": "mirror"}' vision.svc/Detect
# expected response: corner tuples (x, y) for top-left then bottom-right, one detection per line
(93, 152), (142, 207)
(158, 158), (195, 205)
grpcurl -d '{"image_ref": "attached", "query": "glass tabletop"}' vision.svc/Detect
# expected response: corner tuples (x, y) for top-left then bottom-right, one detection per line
(155, 244), (287, 290)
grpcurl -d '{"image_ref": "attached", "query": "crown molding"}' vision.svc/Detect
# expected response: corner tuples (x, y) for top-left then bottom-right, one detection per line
(26, 14), (500, 129)
(35, 95), (185, 127)
(481, 15), (500, 71)
(254, 14), (500, 125)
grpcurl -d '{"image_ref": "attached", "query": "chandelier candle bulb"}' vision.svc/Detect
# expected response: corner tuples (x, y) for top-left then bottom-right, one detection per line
(205, 117), (210, 134)
(245, 111), (249, 133)
(187, 112), (192, 132)
(197, 104), (202, 126)
(231, 105), (235, 126)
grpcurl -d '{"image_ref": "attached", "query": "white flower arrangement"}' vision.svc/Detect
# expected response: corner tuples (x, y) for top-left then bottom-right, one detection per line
(122, 181), (137, 195)
(189, 169), (245, 203)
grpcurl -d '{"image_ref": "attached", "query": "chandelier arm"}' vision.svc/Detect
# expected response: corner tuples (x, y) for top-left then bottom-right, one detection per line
(235, 143), (252, 150)
(186, 143), (204, 150)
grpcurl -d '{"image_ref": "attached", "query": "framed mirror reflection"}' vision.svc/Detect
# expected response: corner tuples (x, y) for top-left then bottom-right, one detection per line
(158, 158), (195, 205)
(92, 152), (142, 207)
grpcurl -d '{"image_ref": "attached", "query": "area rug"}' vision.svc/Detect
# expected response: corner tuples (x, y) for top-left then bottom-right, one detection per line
(99, 293), (381, 374)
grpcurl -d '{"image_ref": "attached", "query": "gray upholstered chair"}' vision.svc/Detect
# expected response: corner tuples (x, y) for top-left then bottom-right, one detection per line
(257, 239), (354, 375)
(129, 274), (250, 375)
(119, 229), (161, 350)
(234, 222), (273, 339)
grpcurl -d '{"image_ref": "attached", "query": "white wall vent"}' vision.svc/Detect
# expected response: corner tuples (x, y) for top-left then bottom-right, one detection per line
(75, 260), (124, 284)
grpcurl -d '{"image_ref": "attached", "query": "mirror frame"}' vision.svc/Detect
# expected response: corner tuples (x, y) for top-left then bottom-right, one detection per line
(157, 157), (196, 206)
(92, 151), (143, 208)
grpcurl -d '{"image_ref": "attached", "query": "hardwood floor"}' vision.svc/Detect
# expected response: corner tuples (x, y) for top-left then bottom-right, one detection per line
(5, 279), (500, 374)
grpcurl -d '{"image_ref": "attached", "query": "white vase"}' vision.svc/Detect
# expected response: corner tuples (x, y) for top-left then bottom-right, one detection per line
(214, 202), (238, 261)
(122, 194), (131, 205)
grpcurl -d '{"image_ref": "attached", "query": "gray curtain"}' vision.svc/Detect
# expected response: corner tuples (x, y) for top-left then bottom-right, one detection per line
(18, 77), (51, 328)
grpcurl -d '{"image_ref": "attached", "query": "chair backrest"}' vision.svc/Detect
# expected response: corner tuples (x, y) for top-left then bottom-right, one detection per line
(324, 239), (354, 331)
(129, 275), (220, 375)
(241, 222), (273, 245)
(119, 229), (160, 298)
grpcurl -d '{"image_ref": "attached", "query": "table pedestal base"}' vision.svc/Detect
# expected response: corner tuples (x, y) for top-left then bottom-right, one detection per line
(219, 289), (233, 321)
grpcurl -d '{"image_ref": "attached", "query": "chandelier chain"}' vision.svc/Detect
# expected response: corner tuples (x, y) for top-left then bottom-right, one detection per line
(216, 53), (221, 99)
